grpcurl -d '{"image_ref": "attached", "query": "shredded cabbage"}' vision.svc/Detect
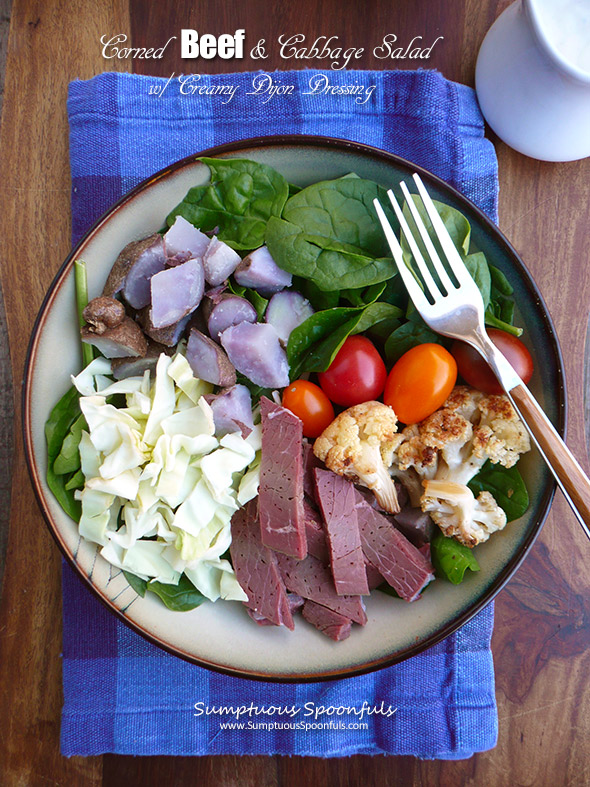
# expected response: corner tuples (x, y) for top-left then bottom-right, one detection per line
(76, 353), (254, 602)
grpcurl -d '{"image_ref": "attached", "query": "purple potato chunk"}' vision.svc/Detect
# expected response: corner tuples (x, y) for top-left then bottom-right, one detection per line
(206, 384), (254, 438)
(207, 295), (257, 343)
(203, 237), (241, 286)
(234, 246), (292, 294)
(186, 328), (236, 387)
(393, 507), (436, 548)
(103, 234), (167, 310)
(220, 322), (289, 388)
(265, 290), (314, 344)
(111, 342), (172, 380)
(164, 215), (210, 264)
(150, 258), (205, 328)
(136, 307), (191, 347)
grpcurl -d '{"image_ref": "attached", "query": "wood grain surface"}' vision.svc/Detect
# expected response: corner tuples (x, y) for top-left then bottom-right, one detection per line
(1, 1), (590, 784)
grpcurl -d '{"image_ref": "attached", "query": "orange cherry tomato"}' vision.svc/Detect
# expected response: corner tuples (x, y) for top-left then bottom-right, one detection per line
(384, 343), (457, 425)
(282, 379), (335, 438)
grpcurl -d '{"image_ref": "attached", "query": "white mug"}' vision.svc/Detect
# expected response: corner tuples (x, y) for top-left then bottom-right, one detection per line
(475, 0), (590, 162)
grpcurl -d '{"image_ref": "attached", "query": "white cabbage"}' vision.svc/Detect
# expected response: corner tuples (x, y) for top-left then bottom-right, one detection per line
(77, 352), (254, 601)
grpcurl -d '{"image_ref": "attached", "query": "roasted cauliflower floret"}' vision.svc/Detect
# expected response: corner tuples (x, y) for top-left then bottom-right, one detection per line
(421, 480), (507, 547)
(313, 401), (402, 513)
(393, 386), (530, 487)
(473, 393), (530, 468)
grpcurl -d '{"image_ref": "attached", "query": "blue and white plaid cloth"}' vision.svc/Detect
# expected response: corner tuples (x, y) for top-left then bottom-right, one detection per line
(62, 69), (499, 758)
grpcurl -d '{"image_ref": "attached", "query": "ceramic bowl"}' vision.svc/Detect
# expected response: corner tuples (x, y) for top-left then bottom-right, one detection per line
(23, 136), (565, 681)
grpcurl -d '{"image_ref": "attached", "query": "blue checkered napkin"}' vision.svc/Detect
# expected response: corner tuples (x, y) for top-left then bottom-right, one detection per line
(62, 69), (499, 758)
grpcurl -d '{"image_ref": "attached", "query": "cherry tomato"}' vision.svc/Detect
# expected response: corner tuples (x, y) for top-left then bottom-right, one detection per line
(451, 328), (533, 395)
(317, 336), (387, 407)
(282, 379), (335, 438)
(384, 343), (457, 424)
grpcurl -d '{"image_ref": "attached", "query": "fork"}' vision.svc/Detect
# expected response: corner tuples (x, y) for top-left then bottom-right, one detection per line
(374, 173), (590, 536)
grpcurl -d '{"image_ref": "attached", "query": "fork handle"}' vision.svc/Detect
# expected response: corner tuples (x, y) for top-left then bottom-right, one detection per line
(509, 383), (590, 533)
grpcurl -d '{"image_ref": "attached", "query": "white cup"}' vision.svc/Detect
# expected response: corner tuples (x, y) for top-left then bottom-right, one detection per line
(475, 0), (590, 161)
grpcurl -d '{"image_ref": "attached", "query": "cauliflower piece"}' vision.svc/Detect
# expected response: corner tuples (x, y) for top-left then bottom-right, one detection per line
(421, 479), (507, 547)
(473, 393), (530, 468)
(313, 401), (402, 513)
(392, 385), (530, 488)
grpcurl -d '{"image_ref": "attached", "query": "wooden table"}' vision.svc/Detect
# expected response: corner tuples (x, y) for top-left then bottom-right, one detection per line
(2, 0), (590, 783)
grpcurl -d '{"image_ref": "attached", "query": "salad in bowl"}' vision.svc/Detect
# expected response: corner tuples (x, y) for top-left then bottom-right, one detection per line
(45, 155), (536, 643)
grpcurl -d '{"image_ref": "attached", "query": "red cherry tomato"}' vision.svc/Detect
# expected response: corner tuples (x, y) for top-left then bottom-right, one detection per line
(317, 336), (387, 407)
(282, 379), (335, 438)
(451, 328), (533, 395)
(384, 343), (458, 424)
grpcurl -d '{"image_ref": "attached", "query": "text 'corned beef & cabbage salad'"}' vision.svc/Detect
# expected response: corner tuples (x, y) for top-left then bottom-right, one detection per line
(46, 157), (534, 642)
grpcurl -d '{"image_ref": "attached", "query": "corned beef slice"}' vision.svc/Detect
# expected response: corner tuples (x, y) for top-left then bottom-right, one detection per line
(276, 552), (367, 625)
(303, 499), (329, 564)
(314, 469), (369, 596)
(230, 500), (294, 630)
(365, 561), (384, 590)
(354, 490), (435, 601)
(302, 441), (323, 501)
(246, 594), (304, 626)
(302, 600), (352, 642)
(259, 397), (307, 558)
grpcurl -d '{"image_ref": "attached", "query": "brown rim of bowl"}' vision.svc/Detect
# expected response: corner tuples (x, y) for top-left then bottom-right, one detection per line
(23, 134), (566, 682)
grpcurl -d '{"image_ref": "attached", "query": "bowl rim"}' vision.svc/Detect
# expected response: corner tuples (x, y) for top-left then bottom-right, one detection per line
(23, 133), (567, 682)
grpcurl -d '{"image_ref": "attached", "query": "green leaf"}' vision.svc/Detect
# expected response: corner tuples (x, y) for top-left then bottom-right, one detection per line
(45, 384), (83, 521)
(266, 216), (394, 292)
(463, 252), (491, 310)
(53, 413), (87, 475)
(384, 320), (448, 364)
(147, 573), (207, 612)
(287, 302), (400, 380)
(485, 307), (523, 337)
(401, 195), (471, 266)
(166, 157), (289, 250)
(64, 469), (85, 492)
(489, 264), (514, 296)
(123, 570), (147, 597)
(282, 176), (395, 257)
(292, 277), (340, 311)
(340, 282), (386, 307)
(431, 531), (480, 584)
(468, 460), (529, 522)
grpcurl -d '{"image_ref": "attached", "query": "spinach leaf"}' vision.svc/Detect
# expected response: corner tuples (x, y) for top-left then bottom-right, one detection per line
(401, 195), (471, 266)
(167, 157), (289, 250)
(485, 307), (523, 337)
(489, 263), (514, 296)
(45, 385), (83, 521)
(384, 320), (448, 364)
(123, 570), (147, 597)
(53, 413), (86, 476)
(287, 302), (401, 379)
(292, 277), (340, 311)
(340, 282), (386, 307)
(464, 252), (491, 310)
(266, 216), (394, 292)
(282, 176), (394, 258)
(468, 460), (529, 522)
(148, 573), (207, 612)
(431, 531), (480, 584)
(227, 280), (269, 319)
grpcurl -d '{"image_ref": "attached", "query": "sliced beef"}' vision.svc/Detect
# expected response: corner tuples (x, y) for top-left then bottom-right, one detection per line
(314, 469), (369, 596)
(302, 441), (322, 502)
(229, 500), (294, 630)
(258, 397), (306, 559)
(354, 490), (435, 602)
(303, 499), (329, 564)
(276, 552), (367, 625)
(302, 600), (352, 642)
(246, 593), (304, 626)
(393, 506), (436, 548)
(365, 561), (384, 590)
